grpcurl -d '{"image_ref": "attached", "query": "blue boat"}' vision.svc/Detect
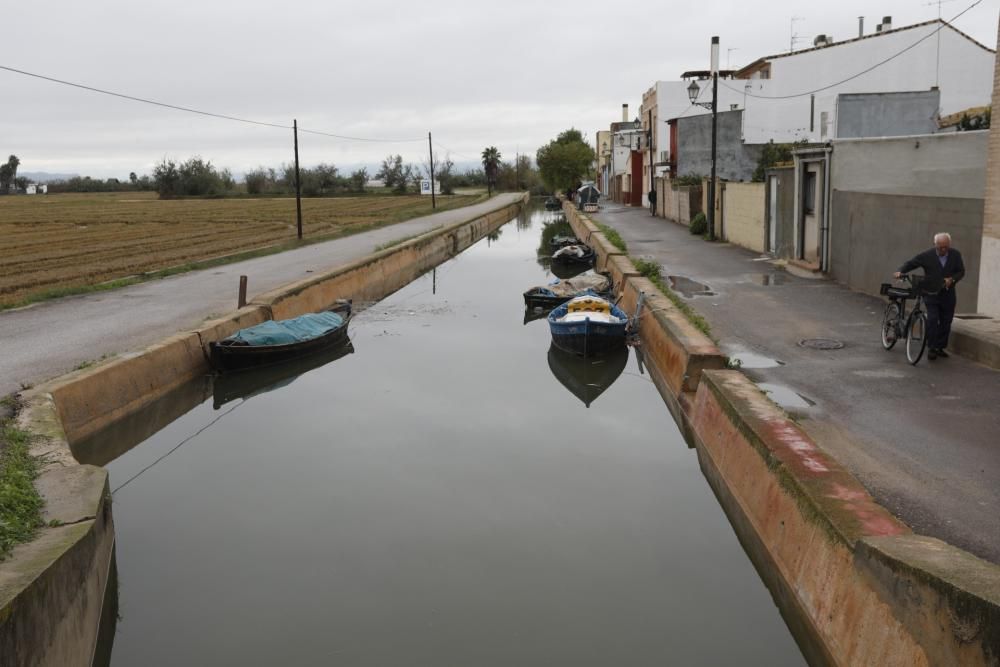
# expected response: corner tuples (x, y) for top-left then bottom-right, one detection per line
(209, 300), (352, 372)
(547, 295), (629, 357)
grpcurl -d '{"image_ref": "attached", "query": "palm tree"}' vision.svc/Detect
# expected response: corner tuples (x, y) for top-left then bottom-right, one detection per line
(481, 146), (501, 196)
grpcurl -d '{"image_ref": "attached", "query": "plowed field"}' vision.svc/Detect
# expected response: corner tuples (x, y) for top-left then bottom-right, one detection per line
(0, 192), (477, 307)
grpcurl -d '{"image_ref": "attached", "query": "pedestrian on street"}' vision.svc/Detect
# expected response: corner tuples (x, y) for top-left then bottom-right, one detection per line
(894, 232), (965, 361)
(648, 188), (657, 216)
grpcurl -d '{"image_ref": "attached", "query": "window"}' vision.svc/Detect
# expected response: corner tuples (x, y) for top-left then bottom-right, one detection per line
(803, 171), (817, 215)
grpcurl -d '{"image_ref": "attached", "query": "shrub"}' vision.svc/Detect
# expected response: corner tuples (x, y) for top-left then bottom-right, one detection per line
(675, 174), (703, 187)
(689, 212), (707, 236)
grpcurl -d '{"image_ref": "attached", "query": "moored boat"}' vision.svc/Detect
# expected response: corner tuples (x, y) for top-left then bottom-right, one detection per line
(209, 300), (352, 372)
(551, 244), (595, 266)
(544, 196), (562, 210)
(523, 273), (612, 311)
(547, 295), (629, 357)
(549, 234), (582, 249)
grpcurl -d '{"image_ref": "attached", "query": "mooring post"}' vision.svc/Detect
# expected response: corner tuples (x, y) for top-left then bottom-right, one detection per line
(238, 275), (248, 309)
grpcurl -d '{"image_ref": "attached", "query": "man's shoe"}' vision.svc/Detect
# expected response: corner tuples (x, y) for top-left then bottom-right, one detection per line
(937, 349), (949, 358)
(928, 349), (938, 360)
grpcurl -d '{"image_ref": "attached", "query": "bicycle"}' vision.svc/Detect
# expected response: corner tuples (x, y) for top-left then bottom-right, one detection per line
(880, 275), (928, 365)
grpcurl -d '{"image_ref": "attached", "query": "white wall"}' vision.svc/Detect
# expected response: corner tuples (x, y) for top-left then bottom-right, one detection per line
(652, 80), (747, 165)
(738, 23), (994, 144)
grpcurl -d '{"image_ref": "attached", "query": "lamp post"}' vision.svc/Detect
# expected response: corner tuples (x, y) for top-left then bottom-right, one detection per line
(687, 36), (720, 241)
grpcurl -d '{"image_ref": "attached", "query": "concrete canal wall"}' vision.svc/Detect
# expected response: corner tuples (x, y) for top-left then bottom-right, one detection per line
(1, 194), (527, 666)
(563, 201), (1000, 666)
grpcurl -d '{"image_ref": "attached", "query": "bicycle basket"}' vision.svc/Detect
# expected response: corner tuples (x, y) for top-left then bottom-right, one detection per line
(881, 283), (912, 299)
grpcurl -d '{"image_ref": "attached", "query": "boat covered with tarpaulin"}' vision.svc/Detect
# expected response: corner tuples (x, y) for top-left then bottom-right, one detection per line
(209, 301), (352, 372)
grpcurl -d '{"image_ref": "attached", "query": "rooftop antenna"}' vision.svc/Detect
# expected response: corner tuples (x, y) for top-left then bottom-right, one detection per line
(790, 16), (806, 53)
(926, 0), (959, 88)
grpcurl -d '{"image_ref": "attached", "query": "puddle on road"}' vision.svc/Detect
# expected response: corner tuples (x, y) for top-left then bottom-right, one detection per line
(757, 382), (816, 409)
(668, 275), (716, 298)
(727, 348), (786, 369)
(85, 205), (806, 667)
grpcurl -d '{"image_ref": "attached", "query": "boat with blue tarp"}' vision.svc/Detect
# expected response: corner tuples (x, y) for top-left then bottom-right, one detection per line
(547, 294), (629, 357)
(209, 300), (352, 372)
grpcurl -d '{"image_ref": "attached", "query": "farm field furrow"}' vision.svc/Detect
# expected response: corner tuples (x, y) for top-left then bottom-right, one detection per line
(0, 192), (479, 305)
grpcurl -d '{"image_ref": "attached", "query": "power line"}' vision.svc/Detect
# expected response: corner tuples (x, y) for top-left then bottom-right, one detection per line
(0, 63), (425, 143)
(719, 0), (983, 101)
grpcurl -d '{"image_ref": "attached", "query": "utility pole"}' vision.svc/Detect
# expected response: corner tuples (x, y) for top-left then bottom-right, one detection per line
(428, 131), (436, 209)
(516, 150), (520, 191)
(709, 37), (719, 242)
(647, 108), (654, 216)
(293, 119), (303, 240)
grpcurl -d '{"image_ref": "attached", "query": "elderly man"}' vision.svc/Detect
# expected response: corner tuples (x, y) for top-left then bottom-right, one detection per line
(895, 233), (965, 360)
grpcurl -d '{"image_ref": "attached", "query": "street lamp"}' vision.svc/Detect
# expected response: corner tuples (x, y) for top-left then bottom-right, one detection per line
(686, 36), (720, 242)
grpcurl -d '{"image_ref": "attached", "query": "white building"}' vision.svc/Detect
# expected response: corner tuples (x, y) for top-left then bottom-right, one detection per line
(734, 18), (995, 144)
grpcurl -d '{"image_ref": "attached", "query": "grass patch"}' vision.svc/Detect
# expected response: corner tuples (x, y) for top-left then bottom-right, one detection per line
(0, 423), (44, 559)
(631, 257), (714, 339)
(596, 222), (627, 252)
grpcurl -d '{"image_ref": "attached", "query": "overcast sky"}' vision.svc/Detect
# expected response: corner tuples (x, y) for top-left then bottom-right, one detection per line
(2, 0), (997, 178)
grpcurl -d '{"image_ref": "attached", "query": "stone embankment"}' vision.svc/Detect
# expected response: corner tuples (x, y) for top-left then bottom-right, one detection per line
(563, 201), (1000, 667)
(0, 195), (527, 666)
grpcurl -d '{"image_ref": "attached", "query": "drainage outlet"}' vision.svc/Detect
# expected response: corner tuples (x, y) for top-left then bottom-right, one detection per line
(798, 338), (844, 350)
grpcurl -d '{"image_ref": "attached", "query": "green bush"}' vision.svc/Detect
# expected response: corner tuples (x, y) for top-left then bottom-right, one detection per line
(689, 212), (707, 236)
(675, 174), (703, 187)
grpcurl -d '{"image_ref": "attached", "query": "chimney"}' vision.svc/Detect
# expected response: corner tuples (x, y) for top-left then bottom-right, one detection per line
(622, 104), (628, 123)
(882, 16), (892, 31)
(858, 16), (864, 38)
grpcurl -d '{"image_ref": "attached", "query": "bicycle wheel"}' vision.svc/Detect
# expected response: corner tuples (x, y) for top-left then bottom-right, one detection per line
(881, 302), (900, 350)
(906, 310), (928, 365)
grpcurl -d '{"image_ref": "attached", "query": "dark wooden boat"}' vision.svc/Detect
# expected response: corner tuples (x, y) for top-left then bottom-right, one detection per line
(547, 344), (628, 407)
(523, 273), (612, 311)
(547, 295), (629, 357)
(550, 244), (595, 266)
(209, 300), (352, 372)
(212, 341), (354, 409)
(544, 197), (562, 211)
(549, 261), (591, 280)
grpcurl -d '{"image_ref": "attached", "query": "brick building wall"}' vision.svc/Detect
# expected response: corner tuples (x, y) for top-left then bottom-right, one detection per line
(978, 21), (1000, 316)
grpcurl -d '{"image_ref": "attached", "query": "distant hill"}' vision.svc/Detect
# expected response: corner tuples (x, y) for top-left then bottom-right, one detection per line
(19, 172), (79, 182)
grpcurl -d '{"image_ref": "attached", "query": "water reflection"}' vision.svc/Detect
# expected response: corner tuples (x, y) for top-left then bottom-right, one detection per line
(212, 341), (355, 409)
(98, 203), (806, 666)
(547, 344), (628, 407)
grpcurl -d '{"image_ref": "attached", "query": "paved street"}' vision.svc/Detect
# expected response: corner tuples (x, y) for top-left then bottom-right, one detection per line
(595, 203), (1000, 564)
(0, 194), (523, 397)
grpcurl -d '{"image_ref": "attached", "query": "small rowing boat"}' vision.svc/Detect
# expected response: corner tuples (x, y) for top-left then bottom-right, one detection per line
(209, 300), (352, 372)
(547, 295), (629, 357)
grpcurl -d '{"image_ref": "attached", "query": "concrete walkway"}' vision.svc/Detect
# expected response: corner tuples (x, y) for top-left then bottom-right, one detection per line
(0, 194), (524, 397)
(594, 202), (1000, 564)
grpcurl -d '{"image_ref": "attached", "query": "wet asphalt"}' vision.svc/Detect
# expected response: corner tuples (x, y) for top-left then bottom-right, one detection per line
(0, 194), (524, 397)
(594, 202), (1000, 564)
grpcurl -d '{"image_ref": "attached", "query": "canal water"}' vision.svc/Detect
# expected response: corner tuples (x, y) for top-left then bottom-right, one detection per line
(82, 205), (805, 665)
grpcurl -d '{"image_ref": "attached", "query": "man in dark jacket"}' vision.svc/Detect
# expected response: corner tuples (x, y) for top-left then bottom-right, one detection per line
(894, 233), (965, 360)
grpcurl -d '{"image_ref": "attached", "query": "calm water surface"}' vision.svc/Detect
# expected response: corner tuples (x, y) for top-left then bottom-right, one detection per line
(93, 206), (805, 665)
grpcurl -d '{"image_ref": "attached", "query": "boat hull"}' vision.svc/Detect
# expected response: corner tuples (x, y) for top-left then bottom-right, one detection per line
(209, 302), (352, 373)
(547, 299), (628, 358)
